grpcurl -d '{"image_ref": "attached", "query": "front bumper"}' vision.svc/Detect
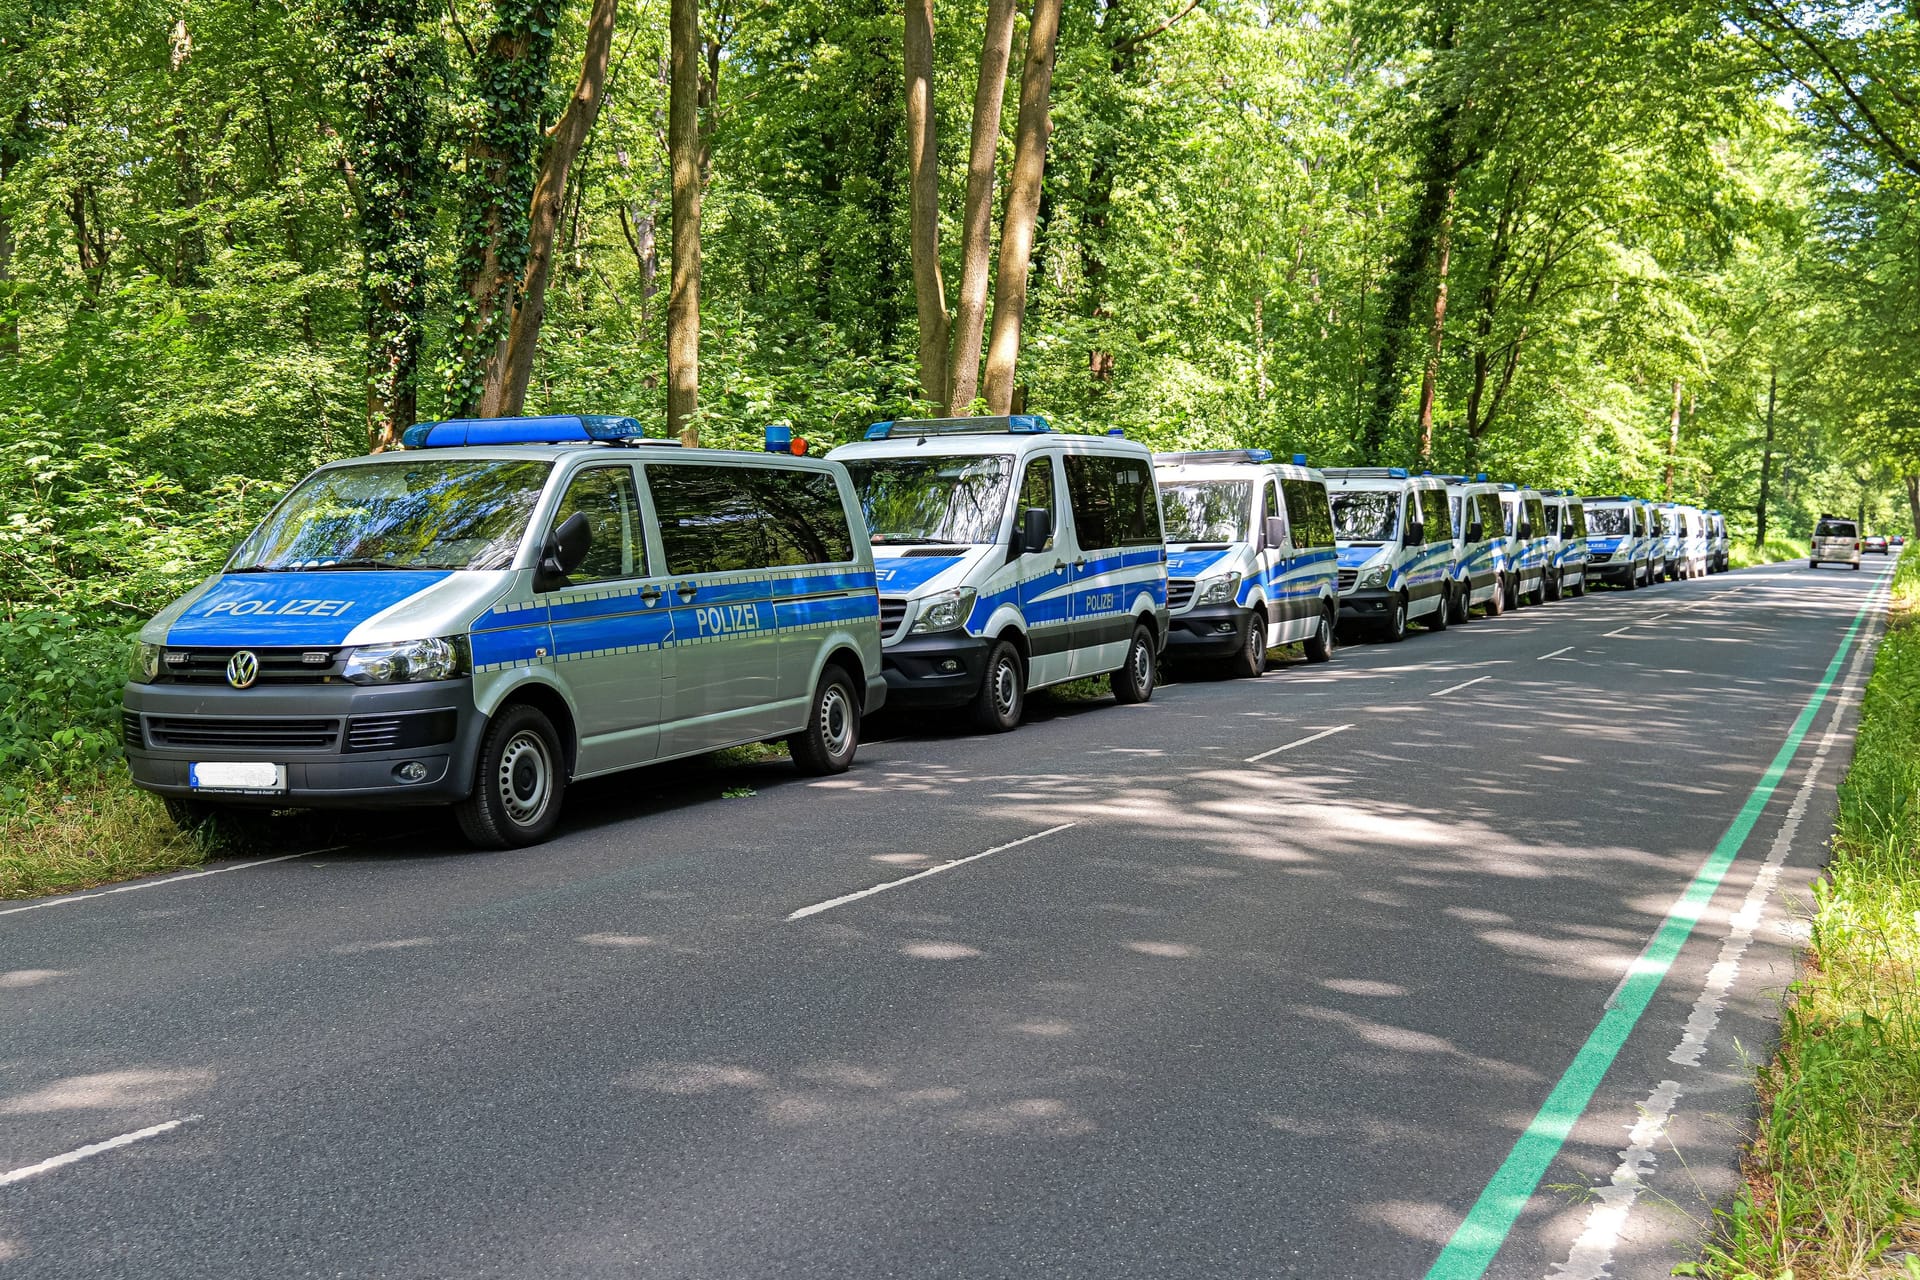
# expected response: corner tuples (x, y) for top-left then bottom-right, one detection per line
(123, 678), (487, 808)
(1166, 603), (1254, 658)
(878, 632), (991, 709)
(1338, 589), (1397, 625)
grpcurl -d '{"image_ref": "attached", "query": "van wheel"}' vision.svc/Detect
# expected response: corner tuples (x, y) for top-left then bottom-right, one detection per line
(455, 703), (567, 849)
(968, 641), (1026, 732)
(1569, 574), (1586, 598)
(1111, 625), (1157, 704)
(1486, 574), (1506, 615)
(1229, 612), (1268, 679)
(1809, 560), (1818, 569)
(1424, 592), (1448, 631)
(1304, 608), (1336, 664)
(790, 664), (861, 774)
(1379, 594), (1408, 642)
(1527, 579), (1547, 607)
(1546, 572), (1562, 602)
(1448, 583), (1471, 625)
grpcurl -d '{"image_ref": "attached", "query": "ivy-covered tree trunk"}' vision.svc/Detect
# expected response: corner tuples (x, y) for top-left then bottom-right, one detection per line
(945, 0), (1018, 414)
(1756, 364), (1777, 544)
(338, 0), (437, 451)
(904, 0), (947, 407)
(982, 0), (1064, 414)
(445, 0), (560, 419)
(1363, 115), (1458, 462)
(1413, 193), (1453, 465)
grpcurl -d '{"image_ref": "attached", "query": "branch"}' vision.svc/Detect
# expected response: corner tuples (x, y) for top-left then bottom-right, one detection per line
(445, 0), (479, 61)
(1741, 0), (1920, 176)
(1113, 0), (1203, 57)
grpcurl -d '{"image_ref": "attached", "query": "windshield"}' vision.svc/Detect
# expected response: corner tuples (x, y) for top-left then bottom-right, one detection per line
(1330, 489), (1398, 543)
(229, 459), (552, 571)
(843, 455), (1014, 545)
(1158, 480), (1251, 544)
(1586, 508), (1628, 535)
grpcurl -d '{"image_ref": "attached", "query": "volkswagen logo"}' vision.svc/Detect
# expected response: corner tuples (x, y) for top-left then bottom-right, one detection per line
(225, 650), (260, 689)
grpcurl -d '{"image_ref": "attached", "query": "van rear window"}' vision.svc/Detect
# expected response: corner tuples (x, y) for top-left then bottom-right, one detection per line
(1815, 520), (1857, 538)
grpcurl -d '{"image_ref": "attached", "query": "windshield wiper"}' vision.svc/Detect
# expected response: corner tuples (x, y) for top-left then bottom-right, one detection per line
(872, 536), (968, 546)
(279, 558), (420, 571)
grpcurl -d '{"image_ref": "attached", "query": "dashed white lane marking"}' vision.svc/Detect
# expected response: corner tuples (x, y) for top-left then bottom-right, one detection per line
(1431, 674), (1492, 697)
(1245, 724), (1354, 763)
(786, 824), (1077, 920)
(1538, 646), (1574, 661)
(1549, 575), (1884, 1280)
(0, 850), (338, 918)
(0, 1117), (200, 1185)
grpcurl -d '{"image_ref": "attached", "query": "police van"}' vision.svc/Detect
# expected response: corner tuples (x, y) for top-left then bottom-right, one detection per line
(1498, 485), (1552, 607)
(1152, 449), (1338, 676)
(1648, 503), (1679, 581)
(1579, 496), (1651, 589)
(1662, 504), (1709, 579)
(827, 416), (1168, 732)
(1707, 510), (1730, 573)
(1539, 490), (1590, 599)
(1325, 468), (1456, 641)
(123, 415), (886, 848)
(1442, 474), (1509, 620)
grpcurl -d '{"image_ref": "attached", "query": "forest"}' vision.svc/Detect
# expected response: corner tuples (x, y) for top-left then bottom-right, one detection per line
(0, 0), (1917, 785)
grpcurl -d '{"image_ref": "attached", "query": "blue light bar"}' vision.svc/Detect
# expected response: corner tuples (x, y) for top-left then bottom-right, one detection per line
(1153, 449), (1273, 466)
(1107, 428), (1126, 437)
(764, 423), (793, 453)
(864, 414), (1052, 440)
(1476, 472), (1489, 482)
(402, 414), (648, 448)
(1292, 453), (1307, 466)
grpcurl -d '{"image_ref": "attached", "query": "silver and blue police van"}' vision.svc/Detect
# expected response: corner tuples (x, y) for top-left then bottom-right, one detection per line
(1707, 510), (1730, 573)
(1325, 467), (1456, 641)
(1153, 449), (1338, 676)
(1442, 474), (1508, 620)
(1497, 484), (1552, 607)
(1648, 502), (1679, 581)
(1582, 496), (1653, 588)
(123, 415), (886, 848)
(1540, 489), (1590, 599)
(1661, 503), (1709, 579)
(826, 415), (1169, 733)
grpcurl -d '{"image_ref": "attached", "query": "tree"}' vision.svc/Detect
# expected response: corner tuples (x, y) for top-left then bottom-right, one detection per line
(666, 0), (706, 444)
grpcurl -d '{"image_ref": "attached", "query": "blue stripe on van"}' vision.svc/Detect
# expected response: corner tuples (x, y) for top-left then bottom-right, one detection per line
(165, 570), (453, 646)
(471, 622), (552, 668)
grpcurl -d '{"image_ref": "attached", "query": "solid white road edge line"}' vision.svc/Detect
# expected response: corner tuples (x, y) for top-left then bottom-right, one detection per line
(1548, 574), (1885, 1280)
(1431, 674), (1492, 698)
(0, 1116), (201, 1186)
(0, 849), (341, 918)
(786, 824), (1078, 921)
(1245, 724), (1355, 763)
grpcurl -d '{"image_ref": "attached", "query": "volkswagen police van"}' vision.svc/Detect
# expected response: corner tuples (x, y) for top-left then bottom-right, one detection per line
(1579, 496), (1650, 589)
(1498, 485), (1552, 607)
(1442, 475), (1508, 620)
(1152, 450), (1338, 676)
(827, 416), (1168, 732)
(1707, 510), (1730, 573)
(1540, 490), (1590, 599)
(1324, 468), (1456, 641)
(123, 415), (886, 848)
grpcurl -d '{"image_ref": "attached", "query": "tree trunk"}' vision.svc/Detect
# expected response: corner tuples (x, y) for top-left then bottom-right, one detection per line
(905, 0), (948, 406)
(444, 0), (560, 416)
(1905, 474), (1919, 538)
(1414, 191), (1453, 466)
(981, 0), (1064, 414)
(667, 0), (704, 444)
(1253, 294), (1267, 402)
(1664, 377), (1682, 498)
(1756, 364), (1776, 545)
(490, 0), (620, 417)
(946, 0), (1018, 414)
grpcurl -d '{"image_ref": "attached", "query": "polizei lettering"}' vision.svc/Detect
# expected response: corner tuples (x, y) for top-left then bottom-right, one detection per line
(204, 598), (357, 618)
(695, 602), (764, 636)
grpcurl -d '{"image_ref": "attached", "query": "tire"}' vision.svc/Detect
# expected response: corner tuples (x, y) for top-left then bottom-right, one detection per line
(1809, 560), (1818, 569)
(1546, 571), (1562, 602)
(1303, 607), (1336, 664)
(1527, 578), (1547, 607)
(1378, 594), (1409, 642)
(967, 640), (1026, 732)
(1110, 624), (1157, 704)
(1569, 573), (1586, 598)
(1448, 582), (1471, 625)
(790, 664), (861, 774)
(455, 703), (567, 849)
(1228, 611), (1268, 679)
(1424, 591), (1448, 631)
(1851, 562), (1860, 572)
(1487, 573), (1507, 615)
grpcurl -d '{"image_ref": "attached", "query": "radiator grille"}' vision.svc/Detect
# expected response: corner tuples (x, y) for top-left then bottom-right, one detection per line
(160, 647), (341, 684)
(146, 716), (340, 751)
(1337, 568), (1359, 593)
(1166, 579), (1196, 611)
(122, 710), (145, 750)
(879, 596), (909, 639)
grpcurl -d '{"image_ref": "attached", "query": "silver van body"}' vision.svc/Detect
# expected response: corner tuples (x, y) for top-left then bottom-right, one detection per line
(1498, 485), (1552, 607)
(1540, 490), (1590, 599)
(124, 418), (885, 845)
(1581, 497), (1651, 589)
(1811, 515), (1862, 570)
(1707, 510), (1730, 573)
(1661, 503), (1709, 579)
(1443, 478), (1508, 618)
(1325, 468), (1457, 641)
(827, 417), (1169, 729)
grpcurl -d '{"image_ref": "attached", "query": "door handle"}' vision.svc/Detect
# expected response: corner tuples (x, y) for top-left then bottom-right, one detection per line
(640, 585), (663, 604)
(1073, 556), (1088, 570)
(675, 583), (698, 602)
(1053, 560), (1066, 571)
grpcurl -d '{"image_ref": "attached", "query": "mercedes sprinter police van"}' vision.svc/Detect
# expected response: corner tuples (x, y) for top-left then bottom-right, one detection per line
(1580, 496), (1650, 589)
(828, 416), (1169, 732)
(1648, 503), (1679, 581)
(1325, 468), (1456, 641)
(123, 415), (886, 848)
(1663, 504), (1709, 579)
(1498, 485), (1552, 607)
(1540, 490), (1590, 599)
(1442, 475), (1509, 620)
(1707, 510), (1730, 573)
(1152, 450), (1338, 676)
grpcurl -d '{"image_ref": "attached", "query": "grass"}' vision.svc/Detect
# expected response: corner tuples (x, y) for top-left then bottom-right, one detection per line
(1686, 549), (1920, 1279)
(0, 767), (212, 898)
(1730, 537), (1812, 569)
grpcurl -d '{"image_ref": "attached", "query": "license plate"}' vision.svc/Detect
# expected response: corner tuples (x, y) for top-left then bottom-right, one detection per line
(190, 762), (286, 792)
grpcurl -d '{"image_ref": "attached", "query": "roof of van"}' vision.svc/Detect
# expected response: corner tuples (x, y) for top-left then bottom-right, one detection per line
(829, 431), (1150, 460)
(331, 443), (837, 468)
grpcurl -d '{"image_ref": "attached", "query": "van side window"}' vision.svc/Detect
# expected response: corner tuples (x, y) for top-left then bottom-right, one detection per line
(1526, 497), (1546, 538)
(1502, 499), (1517, 536)
(648, 464), (854, 574)
(1017, 456), (1056, 551)
(1063, 454), (1160, 549)
(1281, 478), (1332, 548)
(1478, 493), (1501, 534)
(551, 465), (644, 584)
(1544, 503), (1562, 537)
(1264, 480), (1285, 545)
(759, 469), (856, 566)
(1420, 489), (1452, 542)
(1571, 505), (1587, 538)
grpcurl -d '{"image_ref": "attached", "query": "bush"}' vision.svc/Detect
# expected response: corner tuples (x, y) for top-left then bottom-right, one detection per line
(0, 612), (133, 788)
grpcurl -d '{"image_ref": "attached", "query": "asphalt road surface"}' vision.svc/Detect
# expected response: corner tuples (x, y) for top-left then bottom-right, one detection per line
(0, 558), (1894, 1279)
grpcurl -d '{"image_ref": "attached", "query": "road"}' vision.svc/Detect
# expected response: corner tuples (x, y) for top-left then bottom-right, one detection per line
(0, 558), (1893, 1279)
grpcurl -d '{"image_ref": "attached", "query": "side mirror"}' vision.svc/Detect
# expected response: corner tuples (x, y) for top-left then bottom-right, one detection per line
(1405, 521), (1425, 547)
(1264, 516), (1288, 550)
(535, 511), (593, 592)
(1466, 519), (1484, 542)
(1018, 506), (1051, 555)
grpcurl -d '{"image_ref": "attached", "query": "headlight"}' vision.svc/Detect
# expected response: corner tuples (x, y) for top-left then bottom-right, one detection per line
(909, 587), (978, 635)
(342, 636), (469, 685)
(129, 642), (163, 683)
(1357, 565), (1390, 590)
(1196, 572), (1242, 605)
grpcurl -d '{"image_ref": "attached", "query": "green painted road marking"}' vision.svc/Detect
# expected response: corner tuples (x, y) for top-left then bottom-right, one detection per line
(1423, 588), (1878, 1280)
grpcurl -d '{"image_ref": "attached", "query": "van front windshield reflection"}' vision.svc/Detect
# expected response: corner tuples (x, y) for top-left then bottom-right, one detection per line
(229, 459), (554, 572)
(1587, 507), (1629, 535)
(1330, 490), (1398, 543)
(1159, 481), (1250, 544)
(843, 456), (1014, 544)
